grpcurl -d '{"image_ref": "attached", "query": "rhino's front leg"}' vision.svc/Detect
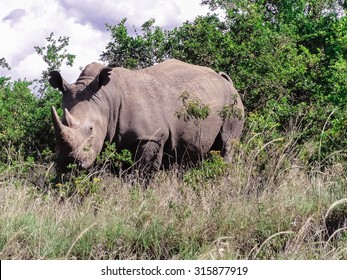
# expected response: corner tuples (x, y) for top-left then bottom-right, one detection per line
(134, 140), (164, 181)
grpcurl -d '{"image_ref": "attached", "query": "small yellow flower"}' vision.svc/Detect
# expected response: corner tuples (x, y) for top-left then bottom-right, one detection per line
(55, 183), (63, 188)
(93, 177), (101, 183)
(209, 150), (221, 156)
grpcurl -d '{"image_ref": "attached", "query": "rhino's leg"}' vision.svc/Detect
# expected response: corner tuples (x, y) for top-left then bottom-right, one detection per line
(220, 117), (244, 163)
(134, 140), (164, 181)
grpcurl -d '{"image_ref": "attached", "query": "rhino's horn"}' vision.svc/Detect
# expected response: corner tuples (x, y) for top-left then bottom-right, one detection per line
(51, 106), (65, 134)
(52, 107), (76, 145)
(64, 108), (80, 128)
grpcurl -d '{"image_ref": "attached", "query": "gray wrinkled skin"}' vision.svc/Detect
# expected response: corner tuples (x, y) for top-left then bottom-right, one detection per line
(49, 59), (244, 175)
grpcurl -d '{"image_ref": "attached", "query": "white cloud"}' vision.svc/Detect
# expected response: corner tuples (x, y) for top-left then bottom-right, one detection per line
(16, 52), (47, 81)
(0, 0), (70, 79)
(59, 0), (183, 29)
(0, 0), (211, 82)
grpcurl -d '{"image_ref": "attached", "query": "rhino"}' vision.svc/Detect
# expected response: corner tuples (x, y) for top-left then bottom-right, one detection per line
(49, 59), (244, 176)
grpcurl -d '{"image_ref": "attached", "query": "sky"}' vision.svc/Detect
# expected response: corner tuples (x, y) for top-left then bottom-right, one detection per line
(0, 0), (212, 82)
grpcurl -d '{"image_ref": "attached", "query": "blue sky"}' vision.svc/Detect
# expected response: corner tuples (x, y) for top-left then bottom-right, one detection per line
(0, 0), (213, 82)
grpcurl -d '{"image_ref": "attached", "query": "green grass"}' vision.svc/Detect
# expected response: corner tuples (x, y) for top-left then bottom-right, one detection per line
(0, 134), (346, 260)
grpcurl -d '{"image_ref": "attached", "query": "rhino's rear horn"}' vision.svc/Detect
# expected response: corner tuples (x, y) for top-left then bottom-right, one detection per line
(64, 108), (80, 128)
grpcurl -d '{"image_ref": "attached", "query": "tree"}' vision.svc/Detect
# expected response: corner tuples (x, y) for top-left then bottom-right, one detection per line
(0, 33), (76, 166)
(101, 18), (169, 69)
(198, 0), (347, 160)
(32, 33), (76, 157)
(34, 32), (76, 96)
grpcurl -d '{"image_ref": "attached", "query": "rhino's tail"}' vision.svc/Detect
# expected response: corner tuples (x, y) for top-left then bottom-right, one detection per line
(219, 72), (233, 87)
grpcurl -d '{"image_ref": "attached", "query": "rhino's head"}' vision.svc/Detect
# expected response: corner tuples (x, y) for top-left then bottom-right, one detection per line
(49, 63), (112, 172)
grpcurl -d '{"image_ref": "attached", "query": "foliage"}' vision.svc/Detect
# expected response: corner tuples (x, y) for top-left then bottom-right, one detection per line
(183, 151), (229, 187)
(34, 32), (75, 75)
(101, 18), (169, 69)
(175, 90), (211, 122)
(197, 0), (347, 161)
(0, 57), (11, 70)
(0, 33), (75, 167)
(0, 79), (63, 166)
(34, 32), (76, 96)
(96, 142), (134, 171)
(219, 94), (244, 120)
(48, 143), (135, 200)
(52, 166), (103, 199)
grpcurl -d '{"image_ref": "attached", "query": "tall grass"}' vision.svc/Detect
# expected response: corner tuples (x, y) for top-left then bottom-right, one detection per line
(0, 130), (346, 260)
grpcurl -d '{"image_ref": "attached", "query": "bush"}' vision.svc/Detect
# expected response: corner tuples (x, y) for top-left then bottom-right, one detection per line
(183, 151), (229, 188)
(0, 77), (61, 166)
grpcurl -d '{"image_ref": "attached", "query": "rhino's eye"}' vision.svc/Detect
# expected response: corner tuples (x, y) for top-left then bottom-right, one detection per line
(85, 124), (93, 135)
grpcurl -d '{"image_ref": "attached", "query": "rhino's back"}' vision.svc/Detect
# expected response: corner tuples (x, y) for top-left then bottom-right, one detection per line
(142, 59), (222, 95)
(116, 59), (231, 109)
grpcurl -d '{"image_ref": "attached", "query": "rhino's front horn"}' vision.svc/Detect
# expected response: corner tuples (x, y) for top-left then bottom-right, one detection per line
(51, 106), (66, 134)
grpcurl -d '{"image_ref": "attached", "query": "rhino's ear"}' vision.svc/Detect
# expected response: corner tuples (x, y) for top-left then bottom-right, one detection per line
(87, 67), (112, 93)
(97, 67), (112, 89)
(49, 71), (69, 92)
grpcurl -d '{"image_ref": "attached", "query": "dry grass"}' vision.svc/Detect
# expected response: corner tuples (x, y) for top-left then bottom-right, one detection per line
(0, 135), (346, 260)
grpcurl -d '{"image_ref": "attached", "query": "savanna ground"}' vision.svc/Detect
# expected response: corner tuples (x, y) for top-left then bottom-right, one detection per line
(1, 126), (346, 260)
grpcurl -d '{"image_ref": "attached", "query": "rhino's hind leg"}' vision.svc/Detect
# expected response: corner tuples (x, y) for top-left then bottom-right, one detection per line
(221, 140), (232, 163)
(220, 117), (244, 163)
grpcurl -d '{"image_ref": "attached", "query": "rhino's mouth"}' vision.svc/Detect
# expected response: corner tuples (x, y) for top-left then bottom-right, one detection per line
(74, 148), (96, 169)
(55, 148), (96, 171)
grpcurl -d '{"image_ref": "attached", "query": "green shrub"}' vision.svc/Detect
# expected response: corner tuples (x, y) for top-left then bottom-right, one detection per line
(175, 90), (210, 122)
(96, 142), (134, 171)
(183, 151), (229, 187)
(0, 78), (61, 166)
